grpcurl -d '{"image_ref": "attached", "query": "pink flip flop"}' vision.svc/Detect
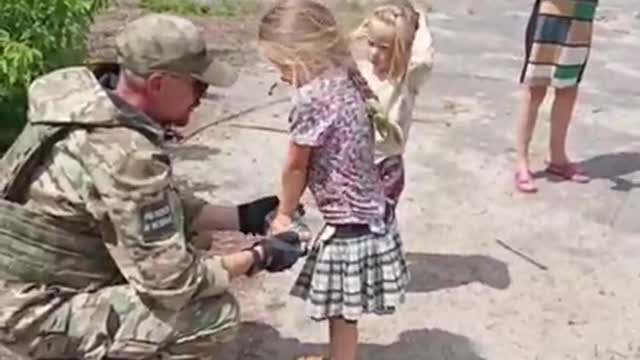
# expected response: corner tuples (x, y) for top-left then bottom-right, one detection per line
(545, 162), (590, 183)
(514, 170), (538, 193)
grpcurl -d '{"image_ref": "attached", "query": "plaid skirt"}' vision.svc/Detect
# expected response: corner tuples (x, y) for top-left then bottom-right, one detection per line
(520, 0), (598, 88)
(290, 218), (409, 322)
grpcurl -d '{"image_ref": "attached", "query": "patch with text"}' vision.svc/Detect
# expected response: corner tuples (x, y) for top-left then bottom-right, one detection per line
(140, 194), (176, 241)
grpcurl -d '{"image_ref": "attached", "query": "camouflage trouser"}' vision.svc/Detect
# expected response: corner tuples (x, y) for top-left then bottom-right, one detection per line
(0, 285), (239, 360)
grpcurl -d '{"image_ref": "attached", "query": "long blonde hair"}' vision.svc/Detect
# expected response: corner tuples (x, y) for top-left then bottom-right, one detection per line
(258, 0), (396, 141)
(354, 0), (419, 81)
(258, 0), (352, 84)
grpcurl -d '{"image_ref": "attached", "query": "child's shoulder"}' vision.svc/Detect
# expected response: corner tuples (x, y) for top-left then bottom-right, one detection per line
(356, 60), (374, 79)
(299, 69), (359, 106)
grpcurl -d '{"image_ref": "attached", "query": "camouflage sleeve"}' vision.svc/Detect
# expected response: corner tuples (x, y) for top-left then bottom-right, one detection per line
(79, 128), (230, 310)
(176, 188), (208, 236)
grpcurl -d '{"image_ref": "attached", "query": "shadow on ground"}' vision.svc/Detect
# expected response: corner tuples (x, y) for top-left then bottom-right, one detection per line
(169, 144), (222, 161)
(406, 252), (511, 293)
(532, 152), (640, 191)
(174, 177), (220, 193)
(212, 251), (504, 359)
(578, 152), (640, 191)
(219, 321), (486, 360)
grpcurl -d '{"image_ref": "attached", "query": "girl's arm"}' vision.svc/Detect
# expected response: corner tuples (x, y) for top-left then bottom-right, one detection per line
(271, 141), (311, 233)
(406, 8), (435, 94)
(279, 141), (311, 216)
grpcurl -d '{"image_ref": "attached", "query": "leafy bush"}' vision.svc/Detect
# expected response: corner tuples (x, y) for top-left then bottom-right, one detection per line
(140, 0), (211, 16)
(0, 0), (108, 152)
(139, 0), (246, 17)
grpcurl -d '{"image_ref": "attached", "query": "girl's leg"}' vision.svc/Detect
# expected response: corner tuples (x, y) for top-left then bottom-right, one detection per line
(546, 86), (590, 182)
(549, 86), (578, 164)
(329, 318), (358, 360)
(514, 85), (547, 192)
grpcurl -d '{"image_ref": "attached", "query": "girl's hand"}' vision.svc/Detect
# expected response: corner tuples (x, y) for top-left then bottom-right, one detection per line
(270, 212), (293, 235)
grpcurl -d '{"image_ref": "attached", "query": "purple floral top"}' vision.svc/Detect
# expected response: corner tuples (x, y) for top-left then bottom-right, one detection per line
(289, 68), (387, 226)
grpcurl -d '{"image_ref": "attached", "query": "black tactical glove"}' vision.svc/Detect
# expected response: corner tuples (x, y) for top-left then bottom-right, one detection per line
(237, 196), (306, 235)
(245, 231), (304, 275)
(237, 196), (280, 235)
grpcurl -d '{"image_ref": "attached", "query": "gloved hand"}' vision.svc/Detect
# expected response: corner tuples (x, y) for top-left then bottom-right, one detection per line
(246, 231), (304, 275)
(238, 196), (306, 235)
(237, 196), (280, 235)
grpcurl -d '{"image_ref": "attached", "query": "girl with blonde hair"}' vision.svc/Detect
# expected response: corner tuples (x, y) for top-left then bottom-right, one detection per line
(353, 0), (434, 205)
(259, 1), (409, 359)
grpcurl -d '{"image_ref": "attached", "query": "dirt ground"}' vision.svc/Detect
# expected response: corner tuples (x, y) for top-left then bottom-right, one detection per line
(171, 1), (640, 359)
(3, 0), (640, 359)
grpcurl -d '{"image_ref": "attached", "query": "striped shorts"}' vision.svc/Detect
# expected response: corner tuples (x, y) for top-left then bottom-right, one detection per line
(290, 218), (409, 322)
(520, 0), (598, 88)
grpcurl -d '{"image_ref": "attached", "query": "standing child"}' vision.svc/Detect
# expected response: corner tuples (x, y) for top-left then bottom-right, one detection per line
(353, 0), (434, 205)
(258, 1), (409, 359)
(514, 0), (598, 193)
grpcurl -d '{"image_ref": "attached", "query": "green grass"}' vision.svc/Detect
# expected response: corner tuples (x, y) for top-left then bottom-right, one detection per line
(139, 0), (250, 17)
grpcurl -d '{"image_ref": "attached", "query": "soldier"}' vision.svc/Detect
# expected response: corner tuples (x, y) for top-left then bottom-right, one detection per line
(0, 13), (304, 360)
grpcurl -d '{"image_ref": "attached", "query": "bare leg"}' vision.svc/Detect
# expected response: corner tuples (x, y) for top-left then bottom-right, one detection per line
(329, 318), (358, 360)
(514, 85), (547, 192)
(546, 86), (589, 182)
(549, 86), (578, 165)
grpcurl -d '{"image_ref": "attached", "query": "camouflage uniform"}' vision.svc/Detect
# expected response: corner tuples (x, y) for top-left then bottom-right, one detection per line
(0, 14), (245, 360)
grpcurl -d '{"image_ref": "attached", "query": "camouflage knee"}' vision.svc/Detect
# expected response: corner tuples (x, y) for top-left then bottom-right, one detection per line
(0, 286), (241, 360)
(159, 291), (241, 360)
(105, 290), (241, 360)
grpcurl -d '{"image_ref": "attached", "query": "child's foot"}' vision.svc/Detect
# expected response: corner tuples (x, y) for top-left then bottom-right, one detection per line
(514, 169), (538, 193)
(545, 162), (590, 183)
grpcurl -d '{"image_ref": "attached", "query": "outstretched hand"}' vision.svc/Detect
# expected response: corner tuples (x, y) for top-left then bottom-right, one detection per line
(246, 231), (304, 275)
(237, 196), (280, 235)
(238, 195), (307, 237)
(269, 212), (294, 235)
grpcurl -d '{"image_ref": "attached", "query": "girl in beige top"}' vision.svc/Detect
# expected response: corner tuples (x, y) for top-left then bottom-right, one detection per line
(353, 0), (434, 205)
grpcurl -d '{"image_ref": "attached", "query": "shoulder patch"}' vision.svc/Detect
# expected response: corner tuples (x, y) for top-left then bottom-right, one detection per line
(140, 193), (177, 241)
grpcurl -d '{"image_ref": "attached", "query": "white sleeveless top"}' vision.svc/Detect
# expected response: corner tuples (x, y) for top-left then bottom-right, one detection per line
(358, 7), (435, 160)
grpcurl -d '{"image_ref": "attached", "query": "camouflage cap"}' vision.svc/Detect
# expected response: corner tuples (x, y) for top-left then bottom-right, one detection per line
(115, 13), (238, 87)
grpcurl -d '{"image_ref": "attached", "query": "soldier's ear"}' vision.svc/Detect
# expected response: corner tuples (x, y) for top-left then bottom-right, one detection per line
(146, 72), (165, 96)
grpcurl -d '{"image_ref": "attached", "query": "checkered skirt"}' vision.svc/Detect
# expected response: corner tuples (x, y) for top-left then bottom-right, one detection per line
(290, 220), (409, 322)
(520, 0), (598, 88)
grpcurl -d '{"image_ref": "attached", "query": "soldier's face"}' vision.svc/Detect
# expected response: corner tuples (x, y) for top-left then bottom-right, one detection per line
(147, 72), (208, 127)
